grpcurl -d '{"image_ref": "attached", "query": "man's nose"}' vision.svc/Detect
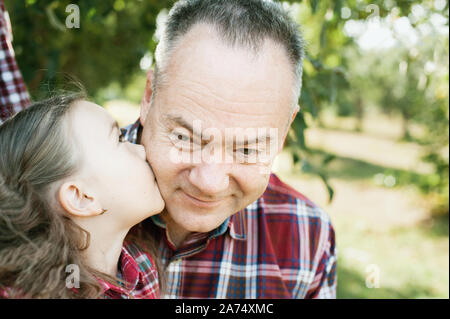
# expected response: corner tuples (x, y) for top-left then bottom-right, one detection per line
(188, 163), (230, 195)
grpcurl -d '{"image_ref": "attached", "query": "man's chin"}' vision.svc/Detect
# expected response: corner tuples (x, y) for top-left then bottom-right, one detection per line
(172, 209), (230, 234)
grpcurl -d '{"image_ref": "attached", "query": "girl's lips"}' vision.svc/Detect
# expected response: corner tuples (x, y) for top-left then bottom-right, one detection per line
(181, 191), (225, 208)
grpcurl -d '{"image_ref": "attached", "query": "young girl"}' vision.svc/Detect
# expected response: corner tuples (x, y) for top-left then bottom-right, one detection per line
(0, 93), (165, 298)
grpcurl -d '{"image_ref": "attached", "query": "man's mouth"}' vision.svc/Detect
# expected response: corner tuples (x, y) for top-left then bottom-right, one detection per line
(181, 191), (226, 208)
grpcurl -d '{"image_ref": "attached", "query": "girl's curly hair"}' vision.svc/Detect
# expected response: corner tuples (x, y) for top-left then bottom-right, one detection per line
(0, 94), (121, 298)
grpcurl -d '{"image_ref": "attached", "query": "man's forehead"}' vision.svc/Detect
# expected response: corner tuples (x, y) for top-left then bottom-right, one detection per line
(152, 23), (295, 133)
(154, 77), (289, 124)
(163, 25), (294, 102)
(171, 23), (290, 69)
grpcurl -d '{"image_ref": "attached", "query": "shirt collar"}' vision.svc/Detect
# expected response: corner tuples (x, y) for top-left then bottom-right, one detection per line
(228, 209), (247, 240)
(123, 120), (141, 144)
(151, 209), (247, 242)
(98, 246), (141, 297)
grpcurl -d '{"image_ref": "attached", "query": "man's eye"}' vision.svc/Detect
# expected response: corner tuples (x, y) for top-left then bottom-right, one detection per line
(171, 131), (191, 143)
(237, 148), (257, 156)
(177, 133), (190, 142)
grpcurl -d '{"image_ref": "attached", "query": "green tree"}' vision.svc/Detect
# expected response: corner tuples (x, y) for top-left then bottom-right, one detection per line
(6, 0), (175, 99)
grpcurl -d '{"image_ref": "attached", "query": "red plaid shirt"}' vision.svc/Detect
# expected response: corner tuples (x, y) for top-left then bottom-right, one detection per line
(99, 242), (160, 299)
(125, 121), (337, 299)
(0, 0), (30, 124)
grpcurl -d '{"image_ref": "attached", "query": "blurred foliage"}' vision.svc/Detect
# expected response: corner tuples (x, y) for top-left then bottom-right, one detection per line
(282, 0), (449, 213)
(5, 0), (449, 213)
(5, 0), (176, 99)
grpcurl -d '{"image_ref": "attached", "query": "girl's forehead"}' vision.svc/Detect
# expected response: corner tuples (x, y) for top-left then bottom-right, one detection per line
(70, 100), (112, 125)
(67, 100), (115, 147)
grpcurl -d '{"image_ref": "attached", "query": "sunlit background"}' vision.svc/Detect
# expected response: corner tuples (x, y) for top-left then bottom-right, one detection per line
(6, 0), (449, 298)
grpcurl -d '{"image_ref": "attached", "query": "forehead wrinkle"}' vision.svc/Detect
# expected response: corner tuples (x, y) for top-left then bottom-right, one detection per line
(164, 31), (290, 117)
(170, 80), (283, 118)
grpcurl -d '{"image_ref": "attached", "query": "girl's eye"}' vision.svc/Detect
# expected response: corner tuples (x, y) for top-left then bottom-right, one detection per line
(119, 128), (127, 143)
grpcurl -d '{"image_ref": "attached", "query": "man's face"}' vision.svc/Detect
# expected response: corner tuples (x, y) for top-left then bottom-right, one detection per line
(141, 24), (296, 234)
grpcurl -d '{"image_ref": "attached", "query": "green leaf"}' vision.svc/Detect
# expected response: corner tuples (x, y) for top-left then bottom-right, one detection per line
(291, 114), (307, 149)
(292, 152), (300, 164)
(87, 8), (96, 19)
(310, 0), (319, 14)
(301, 158), (314, 173)
(319, 173), (335, 203)
(322, 154), (336, 166)
(114, 0), (126, 11)
(330, 71), (337, 104)
(333, 0), (342, 17)
(300, 87), (318, 117)
(320, 21), (328, 49)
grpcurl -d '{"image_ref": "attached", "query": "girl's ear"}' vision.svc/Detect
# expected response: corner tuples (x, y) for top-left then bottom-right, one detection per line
(58, 182), (104, 218)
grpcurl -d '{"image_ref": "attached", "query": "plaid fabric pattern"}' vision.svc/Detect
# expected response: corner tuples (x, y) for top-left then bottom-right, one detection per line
(125, 121), (337, 299)
(100, 241), (160, 299)
(99, 243), (160, 299)
(0, 0), (30, 124)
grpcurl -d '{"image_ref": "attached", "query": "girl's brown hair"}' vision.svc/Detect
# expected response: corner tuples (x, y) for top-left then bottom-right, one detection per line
(0, 94), (163, 298)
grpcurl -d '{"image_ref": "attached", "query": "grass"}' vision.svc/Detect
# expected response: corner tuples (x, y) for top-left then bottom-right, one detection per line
(335, 217), (449, 298)
(303, 147), (426, 185)
(279, 169), (449, 298)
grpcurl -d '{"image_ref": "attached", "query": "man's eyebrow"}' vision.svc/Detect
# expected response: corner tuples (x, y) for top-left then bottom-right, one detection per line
(163, 114), (201, 138)
(162, 114), (273, 145)
(235, 132), (273, 145)
(163, 114), (193, 131)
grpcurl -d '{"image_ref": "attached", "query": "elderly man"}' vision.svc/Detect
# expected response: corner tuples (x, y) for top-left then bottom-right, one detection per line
(126, 0), (337, 298)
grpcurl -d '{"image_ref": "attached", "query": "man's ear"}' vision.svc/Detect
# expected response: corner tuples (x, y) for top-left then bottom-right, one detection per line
(279, 104), (300, 152)
(58, 182), (103, 218)
(289, 104), (300, 126)
(140, 69), (154, 126)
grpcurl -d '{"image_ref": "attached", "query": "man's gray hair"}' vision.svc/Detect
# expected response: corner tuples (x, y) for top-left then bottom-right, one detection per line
(153, 0), (305, 108)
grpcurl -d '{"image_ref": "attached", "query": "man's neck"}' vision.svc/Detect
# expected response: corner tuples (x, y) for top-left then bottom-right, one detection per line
(161, 211), (191, 249)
